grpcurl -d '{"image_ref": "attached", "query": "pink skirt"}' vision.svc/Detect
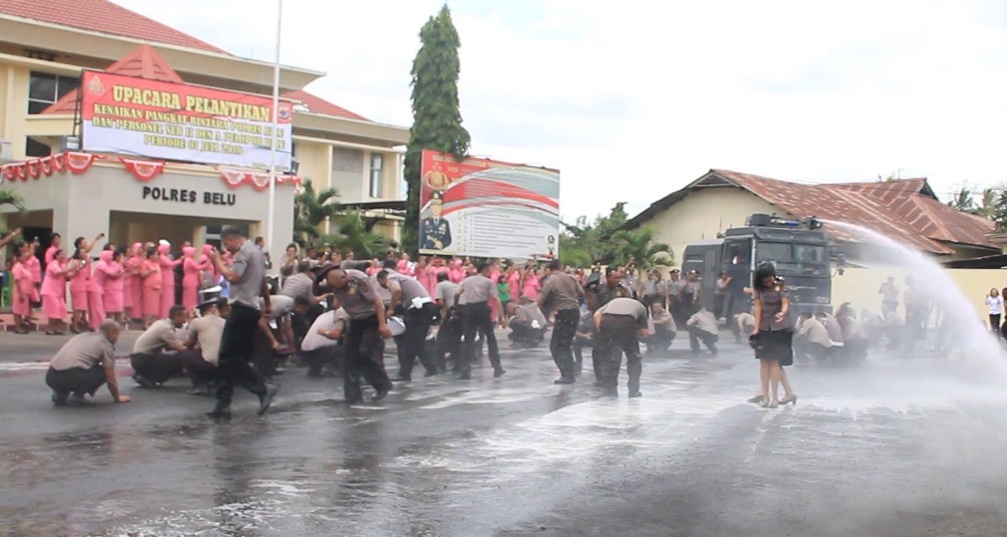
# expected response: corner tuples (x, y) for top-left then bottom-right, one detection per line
(70, 289), (88, 311)
(104, 287), (124, 314)
(143, 286), (161, 317)
(160, 283), (176, 319)
(12, 287), (30, 316)
(129, 277), (143, 316)
(182, 284), (199, 310)
(42, 295), (66, 322)
(88, 290), (105, 329)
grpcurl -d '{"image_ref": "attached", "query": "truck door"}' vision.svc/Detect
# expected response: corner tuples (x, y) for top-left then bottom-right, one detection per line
(703, 247), (718, 311)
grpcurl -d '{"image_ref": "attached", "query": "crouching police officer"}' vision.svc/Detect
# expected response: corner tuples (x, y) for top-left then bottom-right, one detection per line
(593, 297), (651, 398)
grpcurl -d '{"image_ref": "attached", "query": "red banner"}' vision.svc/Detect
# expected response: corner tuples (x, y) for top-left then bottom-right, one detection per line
(80, 70), (293, 170)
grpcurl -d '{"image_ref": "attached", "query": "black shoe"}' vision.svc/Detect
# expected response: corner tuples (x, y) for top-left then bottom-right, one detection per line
(273, 368), (285, 376)
(187, 385), (212, 396)
(424, 370), (439, 378)
(391, 376), (411, 382)
(206, 408), (232, 420)
(605, 387), (618, 397)
(628, 390), (643, 398)
(494, 367), (506, 378)
(554, 377), (575, 385)
(459, 371), (471, 380)
(372, 383), (391, 401)
(51, 391), (69, 406)
(257, 383), (280, 416)
(133, 374), (157, 388)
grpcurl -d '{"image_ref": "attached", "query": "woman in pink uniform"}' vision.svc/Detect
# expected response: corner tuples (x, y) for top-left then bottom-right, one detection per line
(41, 249), (77, 335)
(125, 242), (144, 322)
(416, 256), (435, 295)
(396, 253), (414, 277)
(139, 247), (162, 328)
(67, 248), (91, 333)
(23, 241), (42, 307)
(158, 243), (182, 318)
(103, 247), (127, 324)
(44, 232), (61, 266)
(181, 246), (201, 310)
(522, 265), (541, 302)
(449, 259), (465, 283)
(199, 244), (216, 290)
(506, 265), (522, 302)
(11, 251), (36, 334)
(88, 250), (111, 330)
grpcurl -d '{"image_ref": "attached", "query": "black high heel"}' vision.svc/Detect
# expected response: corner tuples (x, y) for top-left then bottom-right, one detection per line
(747, 394), (764, 404)
(780, 395), (798, 406)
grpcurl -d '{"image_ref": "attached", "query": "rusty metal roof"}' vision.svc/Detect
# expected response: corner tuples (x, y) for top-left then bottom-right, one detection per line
(628, 169), (997, 256)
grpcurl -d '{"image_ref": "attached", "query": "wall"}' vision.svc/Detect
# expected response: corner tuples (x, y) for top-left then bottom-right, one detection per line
(0, 162), (296, 263)
(0, 63), (29, 157)
(831, 267), (1007, 322)
(330, 146), (364, 202)
(646, 187), (785, 266)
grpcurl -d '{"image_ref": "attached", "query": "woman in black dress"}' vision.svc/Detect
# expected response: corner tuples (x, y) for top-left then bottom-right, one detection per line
(749, 263), (797, 408)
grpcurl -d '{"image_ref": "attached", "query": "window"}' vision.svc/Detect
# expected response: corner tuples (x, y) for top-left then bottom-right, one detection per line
(25, 137), (51, 157)
(755, 242), (829, 276)
(369, 153), (384, 198)
(27, 72), (79, 114)
(332, 147), (363, 173)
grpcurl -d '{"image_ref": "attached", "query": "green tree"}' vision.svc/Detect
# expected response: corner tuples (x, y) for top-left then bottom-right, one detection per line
(948, 184), (975, 212)
(0, 189), (26, 212)
(610, 226), (674, 269)
(403, 4), (471, 256)
(558, 203), (672, 268)
(320, 209), (398, 259)
(293, 179), (340, 246)
(975, 187), (997, 218)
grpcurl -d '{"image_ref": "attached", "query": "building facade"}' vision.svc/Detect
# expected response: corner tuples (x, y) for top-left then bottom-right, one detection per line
(625, 169), (999, 265)
(0, 0), (408, 254)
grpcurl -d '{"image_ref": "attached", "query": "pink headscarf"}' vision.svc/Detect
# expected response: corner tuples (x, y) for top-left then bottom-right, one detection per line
(157, 243), (170, 255)
(202, 244), (213, 255)
(99, 250), (114, 263)
(131, 242), (143, 254)
(182, 246), (196, 257)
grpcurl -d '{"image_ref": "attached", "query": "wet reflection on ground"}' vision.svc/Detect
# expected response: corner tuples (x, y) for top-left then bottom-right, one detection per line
(2, 343), (1007, 536)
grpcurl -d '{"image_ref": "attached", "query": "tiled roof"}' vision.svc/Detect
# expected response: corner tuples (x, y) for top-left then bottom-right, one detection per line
(0, 0), (228, 54)
(281, 89), (369, 122)
(709, 169), (997, 255)
(42, 44), (183, 114)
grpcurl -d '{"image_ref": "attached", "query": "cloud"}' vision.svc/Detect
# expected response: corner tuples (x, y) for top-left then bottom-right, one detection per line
(115, 0), (1007, 218)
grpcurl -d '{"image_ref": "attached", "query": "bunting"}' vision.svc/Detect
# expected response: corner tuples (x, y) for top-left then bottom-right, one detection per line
(119, 157), (166, 181)
(218, 169), (301, 191)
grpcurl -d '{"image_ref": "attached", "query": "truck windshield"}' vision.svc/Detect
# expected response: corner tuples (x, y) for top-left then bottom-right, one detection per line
(756, 242), (828, 276)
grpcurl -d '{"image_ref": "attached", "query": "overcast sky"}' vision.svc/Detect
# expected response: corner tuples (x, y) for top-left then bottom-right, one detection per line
(117, 0), (1007, 221)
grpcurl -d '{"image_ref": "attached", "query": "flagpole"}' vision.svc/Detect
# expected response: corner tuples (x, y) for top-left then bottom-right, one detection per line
(266, 0), (282, 269)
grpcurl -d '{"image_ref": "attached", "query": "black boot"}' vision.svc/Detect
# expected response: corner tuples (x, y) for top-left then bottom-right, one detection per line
(206, 400), (232, 420)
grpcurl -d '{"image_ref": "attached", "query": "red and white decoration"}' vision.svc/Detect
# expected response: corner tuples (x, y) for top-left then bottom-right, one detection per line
(219, 169), (301, 191)
(1, 152), (301, 190)
(1, 152), (104, 181)
(119, 157), (166, 182)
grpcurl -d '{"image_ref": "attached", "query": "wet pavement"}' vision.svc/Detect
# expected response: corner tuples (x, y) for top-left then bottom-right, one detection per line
(2, 331), (1007, 537)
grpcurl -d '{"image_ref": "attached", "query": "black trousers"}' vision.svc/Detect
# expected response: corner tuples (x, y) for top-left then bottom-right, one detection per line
(645, 330), (676, 353)
(550, 309), (580, 379)
(436, 311), (463, 372)
(302, 345), (344, 376)
(596, 314), (642, 394)
(343, 314), (391, 402)
(573, 336), (593, 374)
(178, 349), (218, 387)
(688, 326), (719, 352)
(215, 303), (268, 405)
(130, 352), (185, 384)
(396, 303), (437, 378)
(292, 304), (325, 348)
(508, 321), (544, 346)
(46, 366), (106, 396)
(462, 302), (501, 373)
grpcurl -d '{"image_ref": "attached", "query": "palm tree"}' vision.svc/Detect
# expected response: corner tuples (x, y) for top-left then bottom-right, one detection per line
(293, 179), (340, 246)
(0, 188), (26, 212)
(325, 209), (397, 259)
(610, 225), (673, 269)
(948, 186), (975, 212)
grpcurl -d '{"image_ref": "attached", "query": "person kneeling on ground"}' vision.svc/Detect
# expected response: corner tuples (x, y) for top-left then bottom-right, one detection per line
(645, 301), (676, 355)
(735, 308), (757, 338)
(687, 306), (719, 355)
(300, 304), (350, 378)
(46, 320), (130, 406)
(593, 297), (650, 397)
(130, 305), (188, 387)
(794, 312), (832, 363)
(180, 297), (228, 395)
(506, 297), (548, 348)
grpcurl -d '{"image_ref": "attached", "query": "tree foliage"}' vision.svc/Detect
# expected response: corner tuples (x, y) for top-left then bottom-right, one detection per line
(559, 203), (673, 268)
(0, 189), (26, 212)
(403, 5), (471, 256)
(319, 209), (398, 259)
(293, 179), (341, 245)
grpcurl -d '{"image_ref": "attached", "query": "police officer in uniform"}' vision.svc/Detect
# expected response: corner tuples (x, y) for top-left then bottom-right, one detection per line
(585, 267), (632, 385)
(421, 192), (452, 251)
(593, 297), (650, 398)
(314, 265), (394, 403)
(454, 262), (504, 379)
(376, 268), (438, 381)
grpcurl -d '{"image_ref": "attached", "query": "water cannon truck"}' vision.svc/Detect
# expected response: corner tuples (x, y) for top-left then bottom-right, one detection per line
(681, 213), (837, 320)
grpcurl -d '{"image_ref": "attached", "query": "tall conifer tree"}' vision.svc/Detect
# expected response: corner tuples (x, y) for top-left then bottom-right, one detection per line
(403, 5), (471, 254)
